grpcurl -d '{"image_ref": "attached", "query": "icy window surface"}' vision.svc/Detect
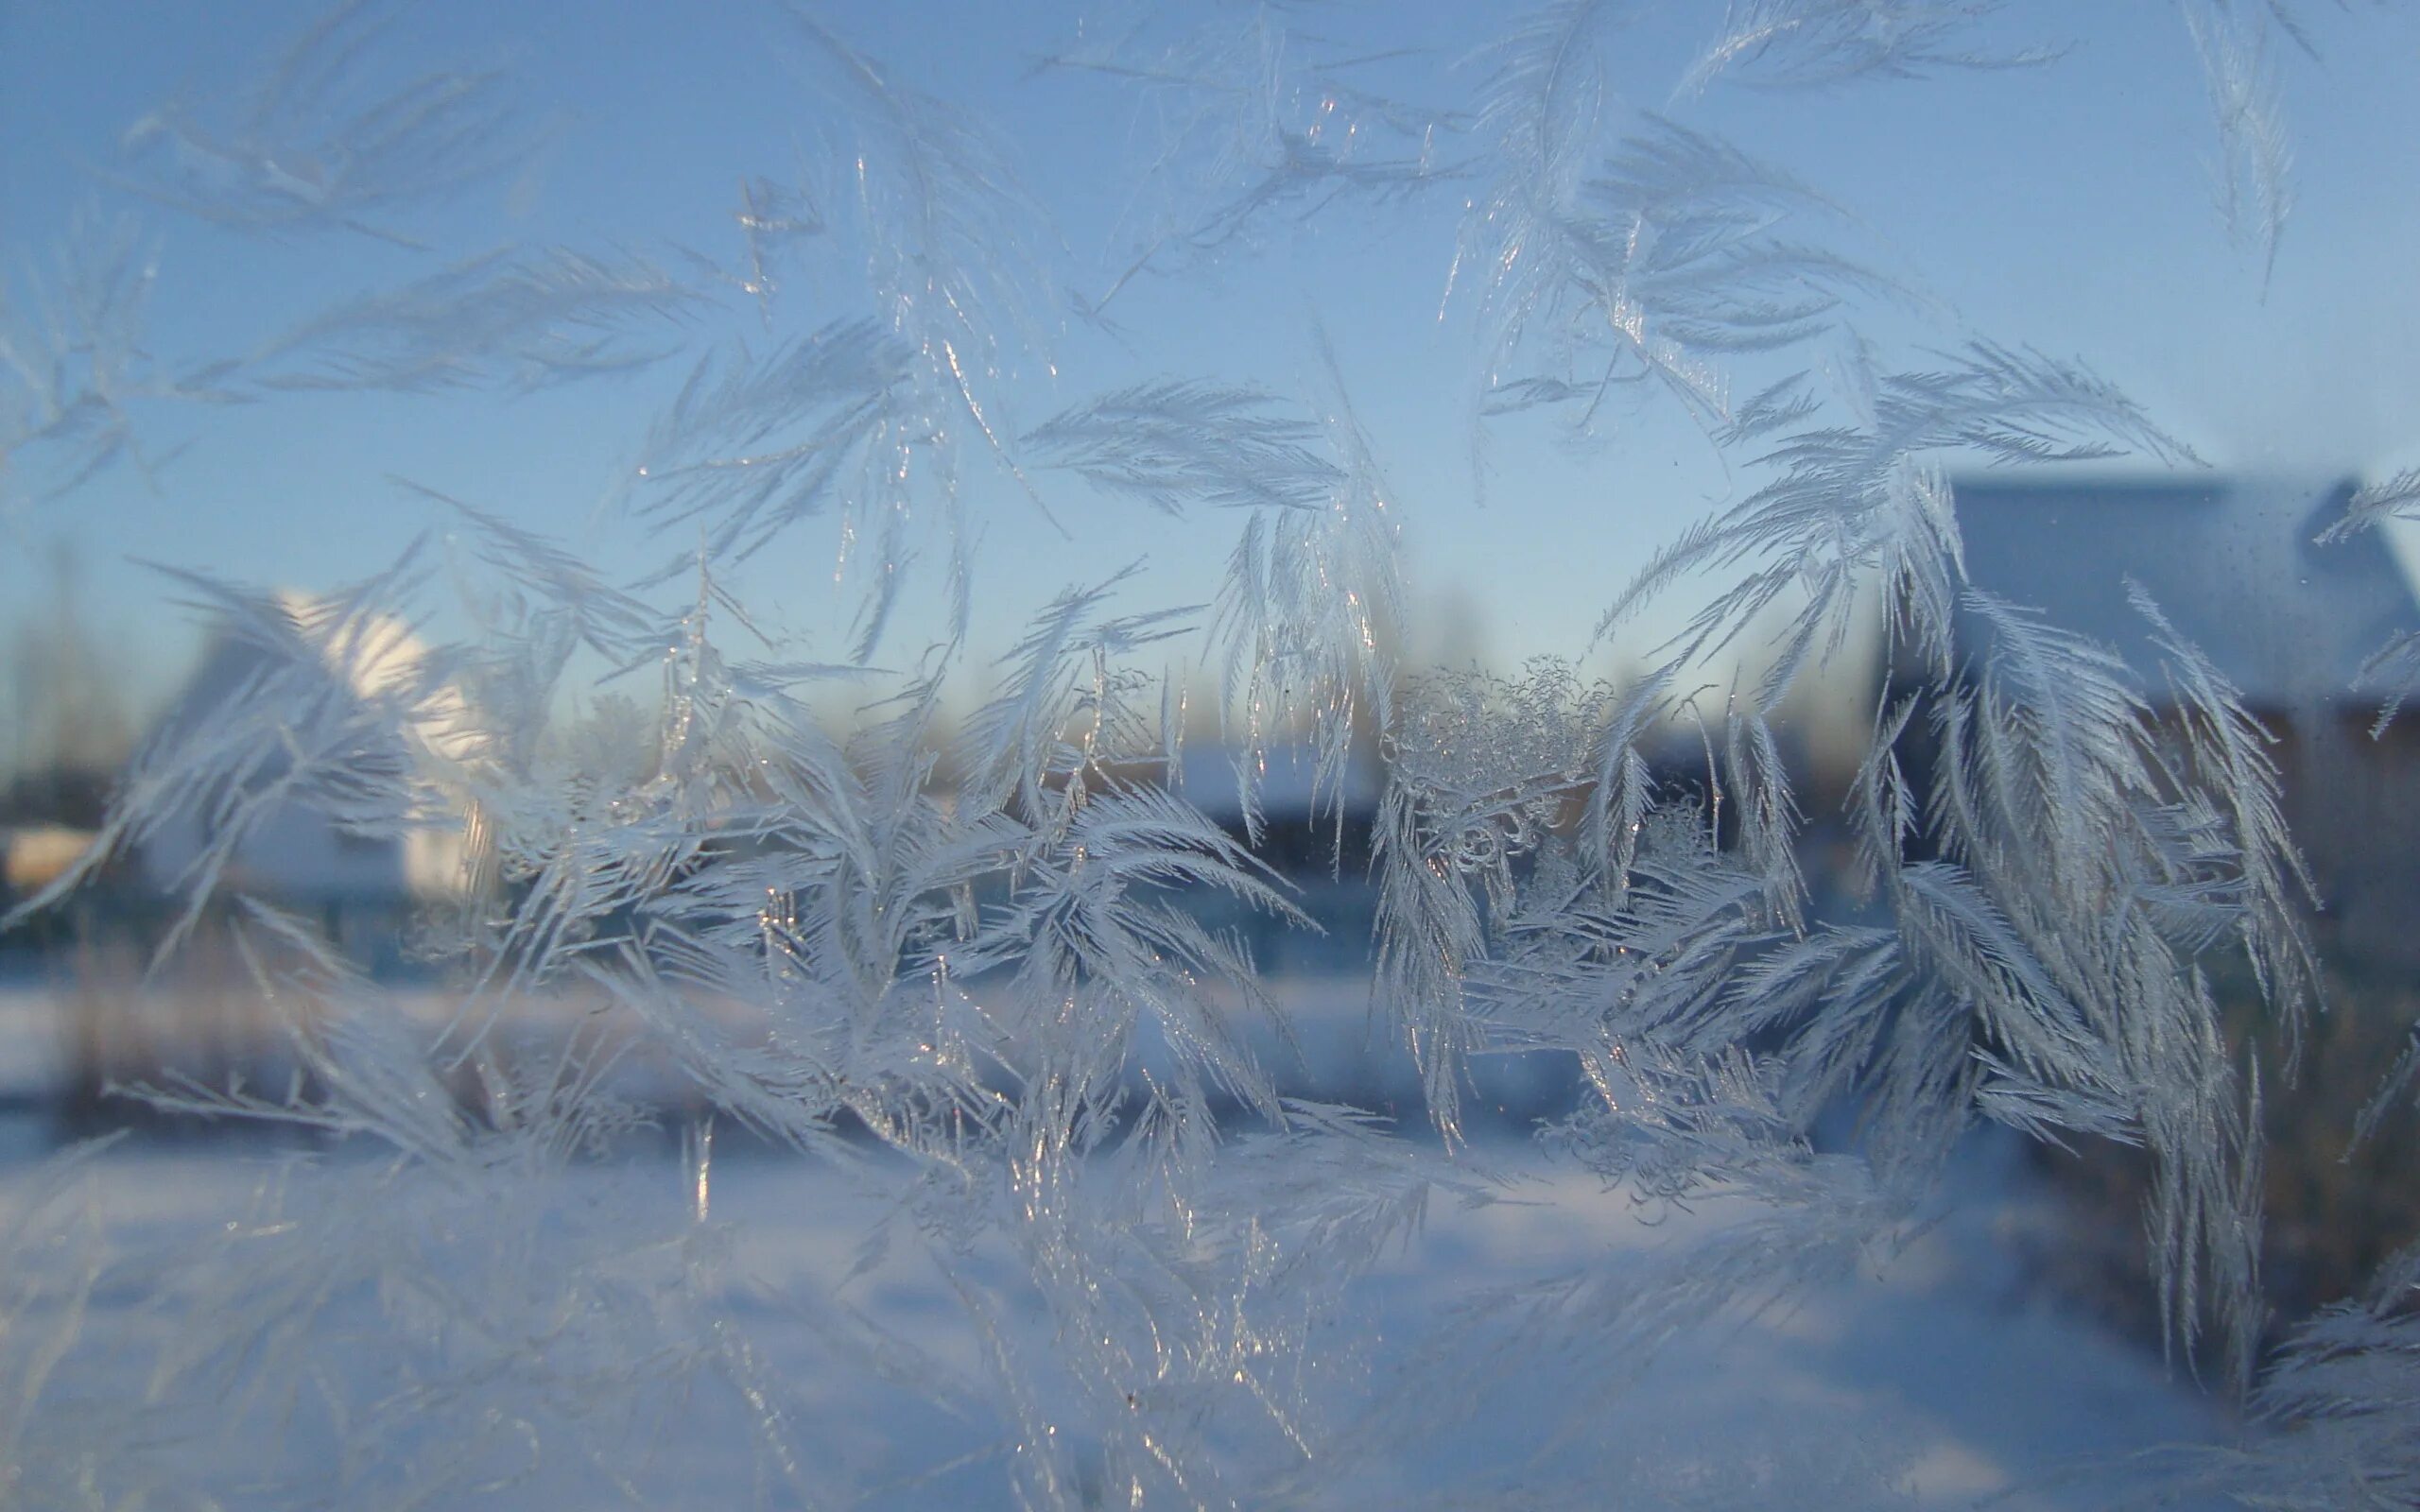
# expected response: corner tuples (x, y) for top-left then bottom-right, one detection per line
(4, 1), (2420, 1506)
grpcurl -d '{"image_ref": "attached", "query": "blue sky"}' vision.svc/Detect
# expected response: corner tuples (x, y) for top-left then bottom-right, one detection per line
(8, 0), (2420, 736)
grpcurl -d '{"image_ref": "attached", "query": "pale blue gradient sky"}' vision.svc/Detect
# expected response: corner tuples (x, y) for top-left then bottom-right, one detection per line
(8, 0), (2420, 729)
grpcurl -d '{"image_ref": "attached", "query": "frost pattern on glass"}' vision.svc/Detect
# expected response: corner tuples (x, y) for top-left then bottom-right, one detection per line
(2, 2), (2413, 1507)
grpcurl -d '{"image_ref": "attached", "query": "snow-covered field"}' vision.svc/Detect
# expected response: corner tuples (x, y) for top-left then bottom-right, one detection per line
(0, 973), (2238, 1509)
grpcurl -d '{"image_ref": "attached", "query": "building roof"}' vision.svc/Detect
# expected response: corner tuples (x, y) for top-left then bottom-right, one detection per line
(1947, 473), (2413, 712)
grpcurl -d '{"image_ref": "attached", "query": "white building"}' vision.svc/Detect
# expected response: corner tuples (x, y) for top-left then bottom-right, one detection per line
(132, 591), (489, 954)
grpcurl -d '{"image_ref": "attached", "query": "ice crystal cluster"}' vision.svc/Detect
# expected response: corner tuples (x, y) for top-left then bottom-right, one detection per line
(3, 2), (2417, 1507)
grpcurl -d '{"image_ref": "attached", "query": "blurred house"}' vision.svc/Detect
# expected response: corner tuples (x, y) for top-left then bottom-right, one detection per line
(130, 591), (489, 971)
(0, 825), (105, 957)
(2, 825), (96, 898)
(1903, 473), (2420, 963)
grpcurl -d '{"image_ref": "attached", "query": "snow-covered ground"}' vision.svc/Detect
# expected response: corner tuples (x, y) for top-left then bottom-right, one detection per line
(0, 974), (2238, 1508)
